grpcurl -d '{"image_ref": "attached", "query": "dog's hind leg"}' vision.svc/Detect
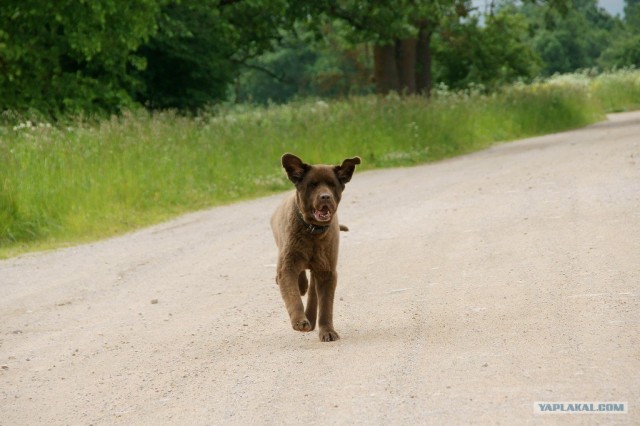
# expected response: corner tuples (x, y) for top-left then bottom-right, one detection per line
(305, 274), (318, 331)
(298, 271), (308, 296)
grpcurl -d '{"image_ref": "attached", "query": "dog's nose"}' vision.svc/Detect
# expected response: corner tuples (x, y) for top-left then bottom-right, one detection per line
(320, 193), (332, 202)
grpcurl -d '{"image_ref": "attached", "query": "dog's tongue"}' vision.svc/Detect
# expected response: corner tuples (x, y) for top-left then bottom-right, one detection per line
(313, 207), (331, 222)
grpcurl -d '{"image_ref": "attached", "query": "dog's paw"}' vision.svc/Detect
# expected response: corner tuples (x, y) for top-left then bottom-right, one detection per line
(292, 317), (312, 332)
(304, 311), (317, 332)
(319, 328), (340, 342)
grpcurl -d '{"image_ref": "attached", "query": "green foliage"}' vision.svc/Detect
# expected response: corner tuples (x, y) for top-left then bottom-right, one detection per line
(598, 1), (640, 68)
(133, 1), (236, 110)
(523, 0), (620, 74)
(0, 0), (294, 115)
(599, 35), (640, 68)
(236, 31), (319, 104)
(434, 6), (541, 90)
(0, 0), (160, 115)
(237, 0), (574, 101)
(590, 68), (640, 111)
(134, 0), (293, 110)
(297, 0), (424, 43)
(0, 0), (635, 115)
(625, 0), (640, 31)
(236, 24), (375, 104)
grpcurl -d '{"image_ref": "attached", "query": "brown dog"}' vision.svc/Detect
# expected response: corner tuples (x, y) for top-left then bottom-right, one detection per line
(271, 153), (361, 341)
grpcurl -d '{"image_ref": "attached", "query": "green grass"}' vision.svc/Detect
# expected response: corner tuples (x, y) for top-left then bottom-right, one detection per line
(590, 68), (640, 112)
(1, 69), (638, 258)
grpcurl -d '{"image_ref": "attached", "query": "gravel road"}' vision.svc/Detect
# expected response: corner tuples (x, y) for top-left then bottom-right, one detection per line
(1, 112), (639, 425)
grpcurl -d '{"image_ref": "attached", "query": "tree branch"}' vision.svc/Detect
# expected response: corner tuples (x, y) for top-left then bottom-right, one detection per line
(234, 60), (292, 84)
(327, 4), (369, 32)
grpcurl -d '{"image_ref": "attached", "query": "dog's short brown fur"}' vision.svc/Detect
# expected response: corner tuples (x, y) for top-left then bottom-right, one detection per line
(271, 153), (360, 341)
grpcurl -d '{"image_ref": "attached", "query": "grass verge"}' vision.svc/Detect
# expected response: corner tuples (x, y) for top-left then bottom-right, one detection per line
(1, 69), (639, 258)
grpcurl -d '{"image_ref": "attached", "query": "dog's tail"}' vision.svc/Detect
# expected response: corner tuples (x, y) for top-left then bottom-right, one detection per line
(339, 224), (349, 232)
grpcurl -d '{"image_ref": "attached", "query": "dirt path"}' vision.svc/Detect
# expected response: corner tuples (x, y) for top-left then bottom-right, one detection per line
(1, 112), (639, 425)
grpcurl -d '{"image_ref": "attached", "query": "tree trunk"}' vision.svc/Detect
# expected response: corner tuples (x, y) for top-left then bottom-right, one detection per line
(415, 27), (433, 97)
(397, 38), (417, 95)
(373, 43), (399, 95)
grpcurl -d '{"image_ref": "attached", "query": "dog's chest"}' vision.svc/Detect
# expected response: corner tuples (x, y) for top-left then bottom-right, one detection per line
(303, 235), (338, 271)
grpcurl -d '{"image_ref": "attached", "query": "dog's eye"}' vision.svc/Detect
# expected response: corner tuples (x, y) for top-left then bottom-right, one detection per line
(309, 181), (318, 188)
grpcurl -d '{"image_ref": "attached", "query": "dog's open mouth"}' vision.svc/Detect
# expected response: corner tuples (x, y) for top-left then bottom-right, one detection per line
(313, 206), (332, 222)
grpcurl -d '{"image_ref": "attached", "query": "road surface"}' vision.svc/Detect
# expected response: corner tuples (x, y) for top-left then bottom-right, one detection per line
(1, 112), (639, 424)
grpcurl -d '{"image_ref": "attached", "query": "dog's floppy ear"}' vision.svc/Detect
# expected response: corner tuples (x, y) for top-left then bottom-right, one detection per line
(334, 156), (361, 185)
(281, 153), (310, 185)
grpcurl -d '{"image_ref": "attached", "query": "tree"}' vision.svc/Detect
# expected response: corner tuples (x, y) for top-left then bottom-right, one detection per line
(625, 0), (640, 30)
(1, 0), (599, 115)
(298, 0), (472, 96)
(0, 0), (160, 115)
(236, 23), (375, 104)
(134, 0), (294, 110)
(295, 0), (417, 94)
(598, 0), (640, 68)
(523, 0), (618, 74)
(434, 5), (541, 90)
(237, 0), (569, 101)
(0, 0), (294, 114)
(302, 0), (567, 96)
(133, 1), (237, 110)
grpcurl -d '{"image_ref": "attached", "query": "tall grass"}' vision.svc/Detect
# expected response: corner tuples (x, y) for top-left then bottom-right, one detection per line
(1, 69), (638, 257)
(590, 68), (640, 112)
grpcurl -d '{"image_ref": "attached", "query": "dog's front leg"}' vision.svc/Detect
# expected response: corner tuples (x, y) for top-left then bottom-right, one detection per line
(314, 270), (340, 342)
(277, 266), (312, 332)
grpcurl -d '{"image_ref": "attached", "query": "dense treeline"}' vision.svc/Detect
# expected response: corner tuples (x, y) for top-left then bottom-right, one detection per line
(1, 0), (639, 115)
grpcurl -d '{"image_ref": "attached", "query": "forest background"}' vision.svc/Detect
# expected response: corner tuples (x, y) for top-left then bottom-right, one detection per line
(1, 0), (639, 115)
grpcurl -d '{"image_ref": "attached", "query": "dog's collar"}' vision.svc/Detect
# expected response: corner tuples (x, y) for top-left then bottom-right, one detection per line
(296, 210), (330, 234)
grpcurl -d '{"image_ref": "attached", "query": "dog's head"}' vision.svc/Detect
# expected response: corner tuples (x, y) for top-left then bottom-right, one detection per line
(281, 153), (360, 226)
